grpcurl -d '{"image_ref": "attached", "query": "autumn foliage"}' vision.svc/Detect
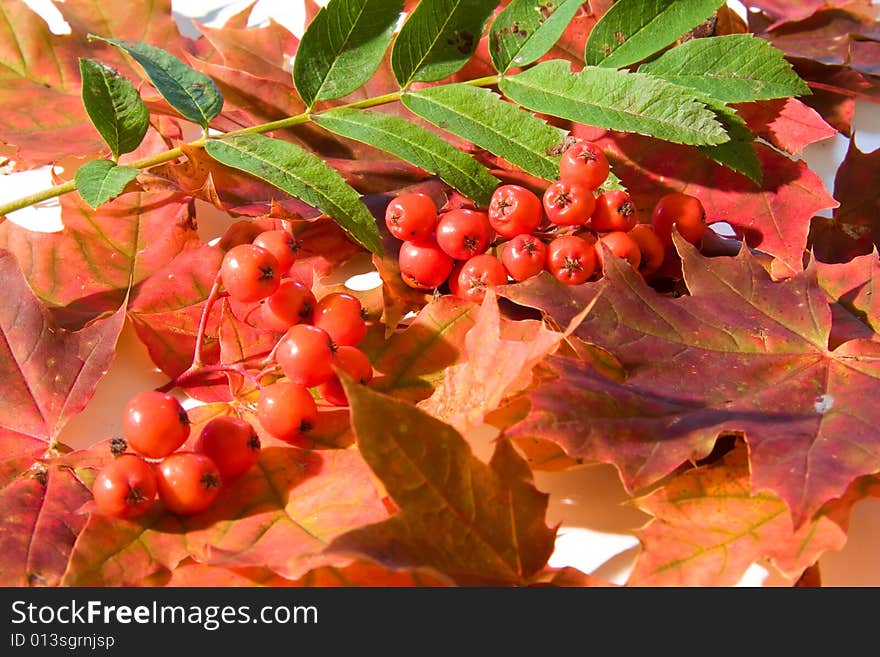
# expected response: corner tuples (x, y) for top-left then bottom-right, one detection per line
(0, 0), (879, 588)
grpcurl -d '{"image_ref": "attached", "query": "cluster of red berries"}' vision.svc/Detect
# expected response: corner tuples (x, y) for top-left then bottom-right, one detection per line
(388, 141), (707, 299)
(92, 229), (373, 519)
(93, 391), (257, 518)
(219, 227), (372, 439)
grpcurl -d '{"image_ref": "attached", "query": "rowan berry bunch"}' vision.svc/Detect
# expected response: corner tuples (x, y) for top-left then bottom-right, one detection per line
(92, 227), (373, 519)
(388, 141), (707, 299)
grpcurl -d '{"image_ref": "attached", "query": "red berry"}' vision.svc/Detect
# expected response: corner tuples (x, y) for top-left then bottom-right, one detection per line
(596, 231), (642, 270)
(453, 254), (508, 303)
(318, 346), (374, 407)
(543, 181), (596, 227)
(591, 190), (637, 232)
(398, 238), (454, 290)
(257, 381), (318, 444)
(275, 324), (335, 387)
(651, 192), (707, 246)
(501, 234), (547, 282)
(220, 244), (281, 302)
(92, 454), (157, 519)
(628, 224), (666, 276)
(488, 185), (542, 238)
(385, 192), (438, 241)
(195, 416), (260, 480)
(253, 230), (299, 272)
(156, 452), (222, 516)
(260, 279), (316, 332)
(312, 292), (366, 346)
(559, 141), (610, 190)
(546, 235), (597, 285)
(122, 391), (190, 459)
(435, 209), (492, 260)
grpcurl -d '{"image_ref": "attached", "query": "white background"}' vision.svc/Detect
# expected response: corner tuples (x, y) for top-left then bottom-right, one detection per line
(4, 0), (880, 586)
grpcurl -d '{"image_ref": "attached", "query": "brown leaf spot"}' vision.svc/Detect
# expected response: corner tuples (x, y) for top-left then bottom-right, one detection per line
(447, 30), (475, 54)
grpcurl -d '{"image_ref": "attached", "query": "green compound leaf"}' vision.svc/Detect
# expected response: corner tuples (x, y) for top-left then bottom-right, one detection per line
(489, 0), (584, 73)
(403, 84), (567, 182)
(74, 160), (140, 209)
(640, 34), (811, 103)
(78, 59), (149, 160)
(499, 60), (729, 146)
(391, 0), (497, 86)
(313, 107), (500, 207)
(90, 35), (223, 129)
(294, 0), (403, 109)
(585, 0), (725, 69)
(205, 134), (382, 255)
(697, 97), (762, 184)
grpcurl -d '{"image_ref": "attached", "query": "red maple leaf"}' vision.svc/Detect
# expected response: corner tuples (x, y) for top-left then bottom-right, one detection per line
(503, 239), (880, 524)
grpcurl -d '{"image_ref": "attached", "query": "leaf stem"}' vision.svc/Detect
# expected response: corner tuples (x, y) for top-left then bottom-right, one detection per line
(0, 75), (501, 219)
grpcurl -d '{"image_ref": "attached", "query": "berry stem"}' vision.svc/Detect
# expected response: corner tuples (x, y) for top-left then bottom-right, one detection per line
(0, 75), (500, 220)
(192, 271), (223, 369)
(156, 362), (258, 393)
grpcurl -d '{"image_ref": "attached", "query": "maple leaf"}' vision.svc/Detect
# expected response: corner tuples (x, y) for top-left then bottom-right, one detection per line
(0, 250), (124, 443)
(61, 445), (387, 585)
(628, 443), (880, 586)
(503, 238), (880, 524)
(0, 0), (185, 166)
(792, 59), (880, 135)
(0, 190), (239, 398)
(0, 451), (94, 587)
(361, 296), (478, 402)
(734, 98), (837, 155)
(761, 6), (880, 68)
(146, 558), (452, 587)
(588, 131), (838, 273)
(328, 381), (556, 586)
(194, 7), (299, 86)
(816, 252), (880, 347)
(0, 190), (203, 328)
(418, 289), (583, 434)
(532, 566), (616, 587)
(828, 140), (880, 254)
(748, 1), (857, 30)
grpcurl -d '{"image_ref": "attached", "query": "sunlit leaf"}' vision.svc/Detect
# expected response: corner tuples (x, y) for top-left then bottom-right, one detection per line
(330, 382), (556, 585)
(78, 58), (149, 158)
(205, 134), (382, 254)
(75, 160), (140, 208)
(504, 239), (880, 523)
(91, 36), (223, 129)
(585, 0), (725, 68)
(391, 0), (497, 85)
(294, 0), (403, 108)
(500, 60), (729, 146)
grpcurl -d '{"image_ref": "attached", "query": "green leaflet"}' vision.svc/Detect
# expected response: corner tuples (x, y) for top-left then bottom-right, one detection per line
(640, 34), (811, 103)
(391, 0), (496, 86)
(499, 60), (729, 146)
(313, 108), (500, 207)
(585, 0), (725, 69)
(294, 0), (403, 108)
(75, 160), (140, 208)
(402, 84), (567, 182)
(205, 134), (382, 255)
(90, 35), (223, 129)
(79, 59), (149, 159)
(696, 95), (762, 184)
(489, 0), (583, 73)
